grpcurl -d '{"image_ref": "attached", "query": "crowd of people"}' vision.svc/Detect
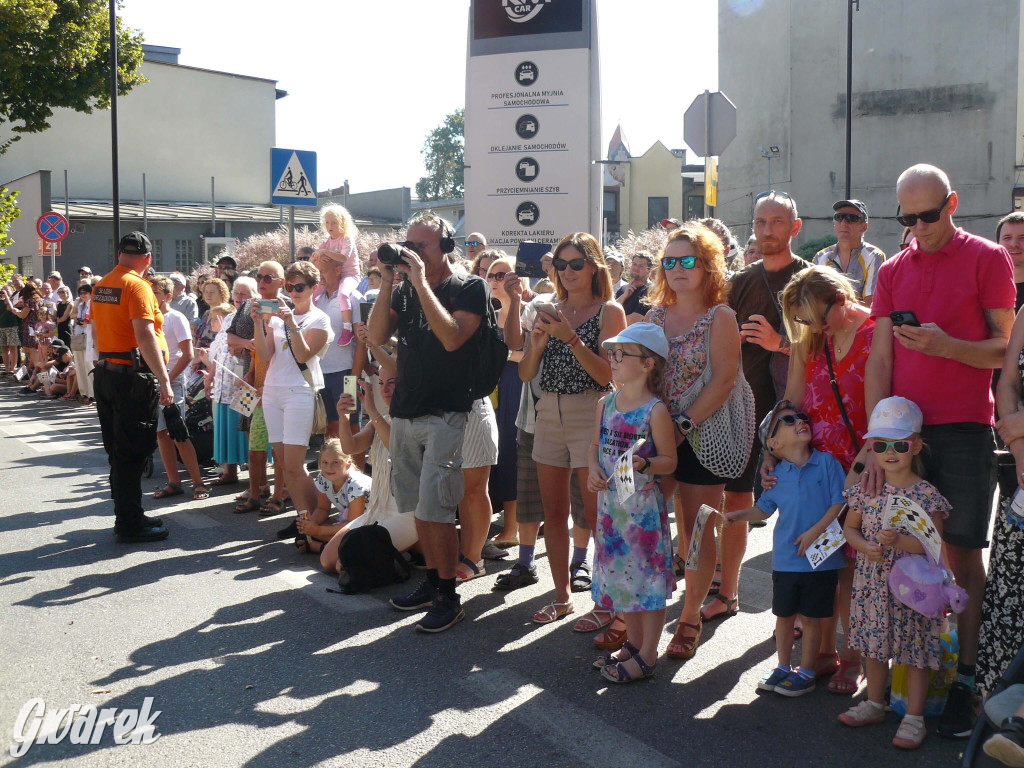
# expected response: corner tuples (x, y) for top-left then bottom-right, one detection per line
(7, 161), (1024, 761)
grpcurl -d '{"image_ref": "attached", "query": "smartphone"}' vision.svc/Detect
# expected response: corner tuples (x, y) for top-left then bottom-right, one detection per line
(889, 310), (921, 328)
(514, 241), (552, 279)
(343, 375), (358, 401)
(359, 301), (375, 324)
(259, 298), (278, 314)
(533, 300), (560, 319)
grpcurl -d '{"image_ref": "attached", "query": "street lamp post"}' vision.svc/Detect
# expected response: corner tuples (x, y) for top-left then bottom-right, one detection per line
(758, 145), (780, 190)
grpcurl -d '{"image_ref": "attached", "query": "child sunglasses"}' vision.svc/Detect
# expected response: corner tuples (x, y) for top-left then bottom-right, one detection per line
(770, 411), (810, 438)
(871, 439), (912, 454)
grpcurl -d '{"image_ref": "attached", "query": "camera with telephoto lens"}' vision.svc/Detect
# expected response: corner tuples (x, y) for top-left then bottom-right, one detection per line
(377, 241), (418, 267)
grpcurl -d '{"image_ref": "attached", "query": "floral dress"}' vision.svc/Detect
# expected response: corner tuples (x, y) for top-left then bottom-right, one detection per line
(802, 320), (874, 470)
(19, 298), (44, 349)
(844, 480), (951, 669)
(592, 391), (676, 613)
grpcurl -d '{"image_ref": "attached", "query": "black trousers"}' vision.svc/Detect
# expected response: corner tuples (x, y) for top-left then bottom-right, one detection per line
(93, 365), (159, 531)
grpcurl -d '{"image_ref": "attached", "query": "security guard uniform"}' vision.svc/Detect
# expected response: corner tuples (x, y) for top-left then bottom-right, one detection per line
(91, 232), (169, 539)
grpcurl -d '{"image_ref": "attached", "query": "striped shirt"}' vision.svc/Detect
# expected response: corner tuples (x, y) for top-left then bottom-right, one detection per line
(813, 242), (886, 301)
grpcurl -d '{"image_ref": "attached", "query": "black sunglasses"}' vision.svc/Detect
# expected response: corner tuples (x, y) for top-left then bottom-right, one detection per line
(833, 212), (865, 224)
(662, 255), (698, 270)
(256, 273), (280, 284)
(487, 271), (508, 281)
(770, 411), (810, 438)
(871, 439), (912, 454)
(284, 282), (311, 293)
(896, 195), (950, 227)
(553, 257), (587, 272)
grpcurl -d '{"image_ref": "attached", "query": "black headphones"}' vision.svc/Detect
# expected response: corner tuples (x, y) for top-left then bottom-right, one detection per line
(437, 218), (455, 254)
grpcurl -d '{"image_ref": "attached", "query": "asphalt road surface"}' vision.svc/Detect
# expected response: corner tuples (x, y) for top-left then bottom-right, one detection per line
(0, 382), (966, 767)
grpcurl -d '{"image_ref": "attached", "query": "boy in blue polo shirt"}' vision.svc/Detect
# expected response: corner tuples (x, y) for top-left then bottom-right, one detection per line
(725, 400), (847, 697)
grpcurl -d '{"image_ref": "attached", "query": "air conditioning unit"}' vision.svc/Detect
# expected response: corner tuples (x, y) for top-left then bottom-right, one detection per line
(201, 236), (238, 265)
(70, 222), (86, 234)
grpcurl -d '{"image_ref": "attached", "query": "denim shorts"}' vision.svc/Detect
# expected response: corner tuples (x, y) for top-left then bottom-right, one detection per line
(920, 422), (997, 549)
(390, 411), (467, 524)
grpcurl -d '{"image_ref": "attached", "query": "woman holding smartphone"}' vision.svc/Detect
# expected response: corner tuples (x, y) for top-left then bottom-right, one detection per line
(518, 232), (626, 628)
(253, 261), (333, 529)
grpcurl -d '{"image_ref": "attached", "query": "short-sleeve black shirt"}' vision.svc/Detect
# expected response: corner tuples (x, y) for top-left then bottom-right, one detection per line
(615, 282), (650, 317)
(728, 257), (810, 421)
(389, 273), (488, 419)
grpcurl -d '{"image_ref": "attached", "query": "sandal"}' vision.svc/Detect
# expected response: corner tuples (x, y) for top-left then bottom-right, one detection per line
(572, 607), (614, 633)
(532, 601), (574, 625)
(666, 618), (702, 660)
(233, 497), (261, 514)
(192, 483), (210, 501)
(700, 593), (738, 623)
(601, 652), (656, 684)
(709, 565), (723, 596)
(827, 659), (863, 694)
(593, 616), (628, 650)
(569, 561), (592, 592)
(153, 483), (183, 500)
(211, 474), (239, 486)
(295, 535), (328, 554)
(815, 652), (840, 678)
(260, 498), (284, 517)
(456, 555), (486, 582)
(593, 640), (639, 669)
(492, 563), (539, 591)
(673, 553), (687, 577)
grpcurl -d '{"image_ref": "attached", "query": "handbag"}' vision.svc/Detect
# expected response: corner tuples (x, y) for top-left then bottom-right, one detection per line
(283, 322), (327, 436)
(70, 333), (88, 352)
(676, 305), (756, 478)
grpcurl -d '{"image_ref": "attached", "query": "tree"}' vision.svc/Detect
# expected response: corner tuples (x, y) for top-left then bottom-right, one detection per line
(0, 186), (19, 258)
(0, 0), (146, 156)
(415, 108), (464, 201)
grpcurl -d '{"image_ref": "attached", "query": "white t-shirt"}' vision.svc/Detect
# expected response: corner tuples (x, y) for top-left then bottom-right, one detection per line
(314, 285), (362, 375)
(264, 306), (333, 389)
(313, 468), (372, 521)
(161, 307), (191, 372)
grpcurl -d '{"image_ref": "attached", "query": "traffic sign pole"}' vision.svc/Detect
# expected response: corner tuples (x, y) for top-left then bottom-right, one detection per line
(704, 89), (711, 217)
(289, 206), (295, 261)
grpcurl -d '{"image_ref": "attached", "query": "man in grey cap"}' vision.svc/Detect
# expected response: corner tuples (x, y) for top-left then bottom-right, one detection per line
(605, 249), (627, 294)
(813, 199), (885, 305)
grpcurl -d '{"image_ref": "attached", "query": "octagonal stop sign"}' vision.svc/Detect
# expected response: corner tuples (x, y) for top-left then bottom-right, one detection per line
(684, 91), (737, 157)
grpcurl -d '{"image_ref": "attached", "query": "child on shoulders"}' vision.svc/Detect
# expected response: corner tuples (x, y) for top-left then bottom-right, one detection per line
(313, 204), (360, 346)
(725, 399), (847, 697)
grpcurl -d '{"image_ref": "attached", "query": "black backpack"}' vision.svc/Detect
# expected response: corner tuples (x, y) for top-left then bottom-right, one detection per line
(336, 523), (411, 595)
(451, 273), (508, 400)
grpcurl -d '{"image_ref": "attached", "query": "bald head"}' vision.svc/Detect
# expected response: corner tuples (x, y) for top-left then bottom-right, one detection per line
(896, 164), (952, 197)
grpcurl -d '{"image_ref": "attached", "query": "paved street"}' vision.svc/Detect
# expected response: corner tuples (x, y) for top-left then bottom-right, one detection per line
(0, 382), (965, 767)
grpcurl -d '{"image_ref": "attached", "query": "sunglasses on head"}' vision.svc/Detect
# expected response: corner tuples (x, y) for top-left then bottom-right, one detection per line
(662, 255), (698, 270)
(466, 240), (483, 248)
(486, 271), (508, 281)
(896, 195), (950, 227)
(284, 282), (311, 293)
(770, 411), (810, 437)
(871, 439), (912, 454)
(605, 349), (648, 363)
(833, 212), (865, 224)
(553, 257), (587, 272)
(256, 273), (280, 284)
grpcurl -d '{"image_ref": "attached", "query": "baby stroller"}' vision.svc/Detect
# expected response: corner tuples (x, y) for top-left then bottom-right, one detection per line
(182, 373), (214, 466)
(963, 643), (1024, 767)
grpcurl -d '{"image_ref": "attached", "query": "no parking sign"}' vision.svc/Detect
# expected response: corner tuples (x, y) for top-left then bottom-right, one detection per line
(36, 212), (69, 243)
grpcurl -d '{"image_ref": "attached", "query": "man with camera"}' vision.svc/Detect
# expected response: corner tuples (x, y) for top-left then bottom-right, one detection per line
(91, 232), (175, 543)
(368, 214), (487, 633)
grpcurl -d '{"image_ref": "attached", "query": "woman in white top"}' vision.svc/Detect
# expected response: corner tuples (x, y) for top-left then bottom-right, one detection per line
(253, 261), (333, 519)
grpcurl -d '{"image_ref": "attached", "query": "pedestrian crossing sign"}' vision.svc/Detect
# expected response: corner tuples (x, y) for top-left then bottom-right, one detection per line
(271, 148), (318, 206)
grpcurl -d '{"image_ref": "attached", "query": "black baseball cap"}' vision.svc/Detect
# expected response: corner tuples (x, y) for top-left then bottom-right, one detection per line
(832, 199), (868, 220)
(217, 255), (237, 269)
(119, 231), (152, 255)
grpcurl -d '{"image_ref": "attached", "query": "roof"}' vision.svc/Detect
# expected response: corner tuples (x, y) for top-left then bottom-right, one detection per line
(64, 201), (320, 225)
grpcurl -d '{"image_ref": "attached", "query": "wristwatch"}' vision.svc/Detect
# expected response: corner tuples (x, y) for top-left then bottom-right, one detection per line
(675, 412), (697, 435)
(639, 457), (651, 473)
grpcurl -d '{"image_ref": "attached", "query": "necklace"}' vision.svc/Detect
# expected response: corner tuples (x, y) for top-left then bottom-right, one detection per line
(831, 318), (858, 356)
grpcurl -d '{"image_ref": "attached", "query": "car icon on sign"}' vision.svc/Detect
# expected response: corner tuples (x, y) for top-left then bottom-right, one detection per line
(518, 208), (535, 223)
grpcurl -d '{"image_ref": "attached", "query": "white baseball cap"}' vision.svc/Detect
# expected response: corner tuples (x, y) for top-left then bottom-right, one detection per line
(601, 322), (669, 360)
(864, 396), (923, 440)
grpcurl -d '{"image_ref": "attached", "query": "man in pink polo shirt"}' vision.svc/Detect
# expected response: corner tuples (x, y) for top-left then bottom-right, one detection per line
(866, 163), (1015, 739)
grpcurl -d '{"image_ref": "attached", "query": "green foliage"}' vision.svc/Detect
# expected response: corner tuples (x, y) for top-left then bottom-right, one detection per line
(415, 109), (464, 202)
(0, 186), (20, 257)
(0, 0), (146, 155)
(796, 234), (837, 261)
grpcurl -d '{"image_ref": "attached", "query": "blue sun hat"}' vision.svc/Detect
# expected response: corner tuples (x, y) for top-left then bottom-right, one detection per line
(600, 322), (669, 360)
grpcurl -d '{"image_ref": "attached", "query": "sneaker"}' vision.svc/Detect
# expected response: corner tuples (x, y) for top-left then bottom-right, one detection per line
(839, 699), (887, 727)
(757, 665), (791, 692)
(480, 540), (509, 561)
(390, 579), (437, 611)
(774, 669), (816, 697)
(984, 717), (1024, 767)
(415, 592), (465, 633)
(893, 715), (928, 750)
(338, 328), (354, 346)
(937, 681), (981, 739)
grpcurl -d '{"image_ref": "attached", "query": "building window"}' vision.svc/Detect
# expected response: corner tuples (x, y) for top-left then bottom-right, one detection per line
(603, 190), (619, 238)
(648, 197), (668, 229)
(175, 240), (194, 272)
(17, 256), (32, 276)
(152, 240), (163, 271)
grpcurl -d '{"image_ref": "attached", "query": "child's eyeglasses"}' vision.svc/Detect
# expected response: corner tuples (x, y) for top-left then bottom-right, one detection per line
(606, 349), (648, 363)
(661, 256), (698, 270)
(871, 439), (912, 454)
(770, 412), (810, 437)
(553, 257), (587, 271)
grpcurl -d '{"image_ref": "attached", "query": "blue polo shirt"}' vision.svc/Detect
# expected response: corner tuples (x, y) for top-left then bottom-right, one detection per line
(755, 449), (847, 572)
